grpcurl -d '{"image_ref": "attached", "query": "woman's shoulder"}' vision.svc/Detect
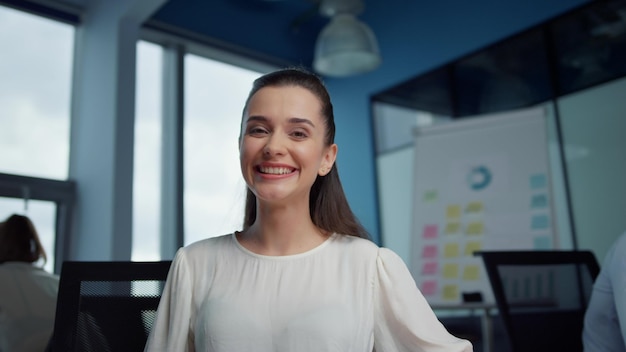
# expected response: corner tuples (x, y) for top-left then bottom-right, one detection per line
(331, 234), (382, 258)
(332, 234), (405, 263)
(177, 233), (236, 260)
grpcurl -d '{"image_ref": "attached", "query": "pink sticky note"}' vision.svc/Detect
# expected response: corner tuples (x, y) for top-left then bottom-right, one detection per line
(422, 261), (438, 275)
(421, 280), (437, 296)
(422, 245), (438, 258)
(423, 224), (438, 239)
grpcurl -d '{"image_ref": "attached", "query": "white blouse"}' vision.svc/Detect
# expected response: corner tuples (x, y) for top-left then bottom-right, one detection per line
(144, 233), (473, 352)
(0, 262), (59, 352)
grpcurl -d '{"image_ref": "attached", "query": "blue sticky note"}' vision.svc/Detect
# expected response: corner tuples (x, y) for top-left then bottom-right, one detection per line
(531, 214), (550, 230)
(530, 174), (547, 190)
(531, 194), (548, 209)
(534, 236), (552, 250)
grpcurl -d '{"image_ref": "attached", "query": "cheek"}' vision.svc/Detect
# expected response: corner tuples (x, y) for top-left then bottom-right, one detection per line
(239, 147), (251, 173)
(296, 146), (327, 169)
(239, 139), (260, 174)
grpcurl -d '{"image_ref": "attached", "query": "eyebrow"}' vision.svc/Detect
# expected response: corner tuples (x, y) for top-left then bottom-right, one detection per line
(246, 115), (316, 128)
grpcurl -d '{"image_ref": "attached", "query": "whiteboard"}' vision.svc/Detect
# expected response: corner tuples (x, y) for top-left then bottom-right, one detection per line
(409, 106), (556, 306)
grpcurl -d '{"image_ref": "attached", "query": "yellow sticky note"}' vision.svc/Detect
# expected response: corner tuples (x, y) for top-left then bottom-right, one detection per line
(442, 285), (459, 301)
(442, 263), (459, 278)
(463, 265), (481, 280)
(444, 243), (460, 258)
(464, 241), (482, 256)
(446, 205), (462, 219)
(466, 221), (484, 235)
(444, 222), (461, 234)
(465, 201), (484, 213)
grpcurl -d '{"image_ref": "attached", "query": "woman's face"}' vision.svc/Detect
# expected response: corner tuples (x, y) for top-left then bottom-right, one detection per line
(239, 85), (337, 206)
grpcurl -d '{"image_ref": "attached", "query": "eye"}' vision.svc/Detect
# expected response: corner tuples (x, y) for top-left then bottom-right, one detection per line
(290, 129), (309, 139)
(247, 126), (268, 136)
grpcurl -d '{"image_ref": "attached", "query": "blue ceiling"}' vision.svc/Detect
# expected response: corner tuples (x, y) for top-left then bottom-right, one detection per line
(148, 0), (593, 78)
(150, 0), (329, 67)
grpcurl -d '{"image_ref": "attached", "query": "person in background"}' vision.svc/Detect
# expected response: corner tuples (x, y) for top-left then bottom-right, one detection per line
(0, 214), (59, 352)
(583, 231), (626, 352)
(144, 67), (473, 352)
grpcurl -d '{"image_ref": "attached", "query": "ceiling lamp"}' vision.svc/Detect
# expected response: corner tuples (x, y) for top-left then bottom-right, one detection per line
(313, 0), (381, 77)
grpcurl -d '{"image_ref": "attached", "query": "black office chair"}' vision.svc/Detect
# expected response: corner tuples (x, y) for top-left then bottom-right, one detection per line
(48, 260), (172, 352)
(477, 250), (600, 352)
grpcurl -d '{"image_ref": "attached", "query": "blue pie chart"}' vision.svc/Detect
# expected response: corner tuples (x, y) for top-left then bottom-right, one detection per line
(467, 165), (492, 191)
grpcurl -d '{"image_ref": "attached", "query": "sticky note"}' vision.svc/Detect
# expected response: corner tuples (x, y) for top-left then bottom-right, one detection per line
(422, 245), (438, 259)
(442, 263), (459, 278)
(534, 236), (552, 250)
(421, 280), (437, 296)
(444, 243), (460, 258)
(444, 222), (461, 234)
(465, 221), (484, 235)
(442, 285), (459, 301)
(531, 194), (548, 209)
(423, 190), (438, 202)
(463, 265), (480, 280)
(531, 214), (550, 230)
(464, 241), (482, 256)
(530, 174), (547, 190)
(423, 224), (438, 239)
(422, 261), (438, 275)
(446, 205), (462, 219)
(465, 201), (484, 213)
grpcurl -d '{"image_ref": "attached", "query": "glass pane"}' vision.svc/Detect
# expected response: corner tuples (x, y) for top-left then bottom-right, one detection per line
(0, 197), (57, 273)
(0, 5), (73, 180)
(184, 56), (261, 246)
(550, 0), (626, 95)
(557, 76), (626, 262)
(132, 41), (163, 261)
(454, 28), (552, 116)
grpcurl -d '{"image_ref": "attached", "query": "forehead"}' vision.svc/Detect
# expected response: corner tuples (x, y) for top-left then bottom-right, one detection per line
(245, 85), (323, 121)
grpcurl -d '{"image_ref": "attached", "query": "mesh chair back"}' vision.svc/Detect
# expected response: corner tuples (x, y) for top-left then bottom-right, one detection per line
(48, 261), (171, 352)
(478, 250), (600, 352)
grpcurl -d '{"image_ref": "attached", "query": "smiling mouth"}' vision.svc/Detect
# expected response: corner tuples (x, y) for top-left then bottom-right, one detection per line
(257, 166), (296, 175)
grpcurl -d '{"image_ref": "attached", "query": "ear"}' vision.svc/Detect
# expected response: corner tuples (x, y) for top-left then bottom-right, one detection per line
(319, 144), (338, 176)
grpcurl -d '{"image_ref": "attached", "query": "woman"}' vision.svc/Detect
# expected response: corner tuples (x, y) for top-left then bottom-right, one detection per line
(0, 214), (59, 352)
(583, 231), (626, 352)
(145, 67), (473, 352)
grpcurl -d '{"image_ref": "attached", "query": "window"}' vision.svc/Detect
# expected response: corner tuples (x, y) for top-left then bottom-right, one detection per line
(0, 5), (73, 180)
(0, 4), (76, 273)
(183, 55), (261, 245)
(132, 41), (164, 261)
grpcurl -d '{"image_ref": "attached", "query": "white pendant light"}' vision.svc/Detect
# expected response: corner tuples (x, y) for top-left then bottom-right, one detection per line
(313, 0), (381, 77)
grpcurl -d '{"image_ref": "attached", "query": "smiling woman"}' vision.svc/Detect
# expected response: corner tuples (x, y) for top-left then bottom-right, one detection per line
(144, 67), (473, 352)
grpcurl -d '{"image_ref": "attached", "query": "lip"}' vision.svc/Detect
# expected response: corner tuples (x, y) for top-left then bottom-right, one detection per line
(255, 162), (298, 178)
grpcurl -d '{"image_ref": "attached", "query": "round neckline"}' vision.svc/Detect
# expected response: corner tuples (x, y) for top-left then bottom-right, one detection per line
(232, 232), (337, 260)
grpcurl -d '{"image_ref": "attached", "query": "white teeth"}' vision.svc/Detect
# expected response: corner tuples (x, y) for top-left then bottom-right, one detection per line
(259, 166), (293, 175)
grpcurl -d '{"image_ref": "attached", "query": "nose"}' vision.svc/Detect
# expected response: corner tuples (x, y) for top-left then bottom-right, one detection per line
(263, 133), (287, 157)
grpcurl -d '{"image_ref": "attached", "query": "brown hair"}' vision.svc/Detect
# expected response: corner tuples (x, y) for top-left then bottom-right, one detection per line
(0, 214), (47, 264)
(239, 67), (369, 239)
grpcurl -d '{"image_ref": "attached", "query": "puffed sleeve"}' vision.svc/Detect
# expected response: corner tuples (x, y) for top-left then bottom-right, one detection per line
(374, 248), (473, 352)
(144, 248), (194, 352)
(608, 234), (626, 346)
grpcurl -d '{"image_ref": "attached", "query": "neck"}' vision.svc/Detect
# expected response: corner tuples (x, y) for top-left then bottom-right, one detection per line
(240, 202), (329, 256)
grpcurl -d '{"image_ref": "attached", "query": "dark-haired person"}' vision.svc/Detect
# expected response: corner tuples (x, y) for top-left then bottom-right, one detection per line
(583, 231), (626, 352)
(144, 67), (473, 352)
(0, 214), (59, 352)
